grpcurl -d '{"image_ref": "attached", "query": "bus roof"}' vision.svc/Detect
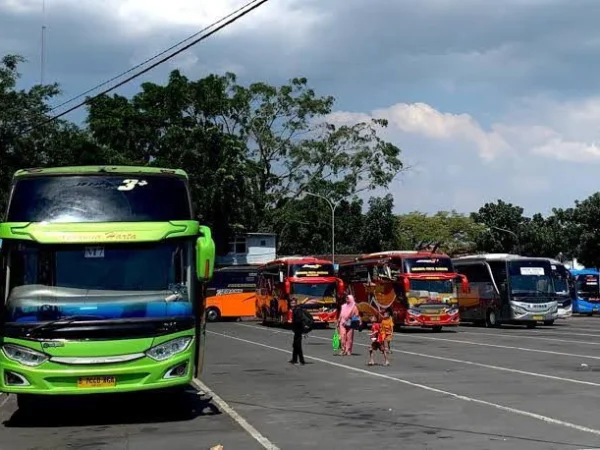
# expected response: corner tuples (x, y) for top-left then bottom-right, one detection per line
(341, 250), (450, 264)
(215, 265), (262, 272)
(13, 166), (188, 179)
(264, 256), (333, 266)
(453, 253), (525, 262)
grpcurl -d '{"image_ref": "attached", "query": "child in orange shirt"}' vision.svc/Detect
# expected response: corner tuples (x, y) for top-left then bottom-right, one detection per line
(380, 309), (394, 354)
(368, 315), (389, 366)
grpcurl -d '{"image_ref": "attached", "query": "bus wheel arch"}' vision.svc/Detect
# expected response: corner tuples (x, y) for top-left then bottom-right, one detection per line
(206, 307), (221, 322)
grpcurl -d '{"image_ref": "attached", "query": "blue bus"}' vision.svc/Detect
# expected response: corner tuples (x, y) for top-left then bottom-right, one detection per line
(570, 268), (600, 315)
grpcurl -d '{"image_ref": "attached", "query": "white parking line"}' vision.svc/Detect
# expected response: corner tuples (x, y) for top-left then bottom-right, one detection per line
(192, 378), (280, 450)
(233, 323), (600, 388)
(0, 394), (10, 409)
(208, 330), (600, 437)
(457, 331), (600, 346)
(404, 335), (600, 361)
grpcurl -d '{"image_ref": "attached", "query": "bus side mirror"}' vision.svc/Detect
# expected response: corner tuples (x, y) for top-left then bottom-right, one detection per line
(402, 277), (410, 292)
(284, 280), (291, 295)
(337, 280), (345, 297)
(460, 275), (469, 293)
(196, 226), (215, 281)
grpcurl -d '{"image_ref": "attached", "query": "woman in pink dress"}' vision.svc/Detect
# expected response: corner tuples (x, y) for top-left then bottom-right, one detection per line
(337, 294), (361, 356)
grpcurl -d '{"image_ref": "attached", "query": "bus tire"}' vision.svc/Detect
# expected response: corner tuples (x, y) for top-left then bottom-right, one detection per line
(486, 309), (499, 327)
(432, 326), (442, 332)
(205, 307), (221, 322)
(543, 320), (555, 326)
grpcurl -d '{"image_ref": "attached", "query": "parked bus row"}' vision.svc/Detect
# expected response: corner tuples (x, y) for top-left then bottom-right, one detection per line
(205, 252), (600, 331)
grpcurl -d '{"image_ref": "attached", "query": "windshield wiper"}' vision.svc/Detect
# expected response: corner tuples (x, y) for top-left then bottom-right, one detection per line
(25, 315), (104, 337)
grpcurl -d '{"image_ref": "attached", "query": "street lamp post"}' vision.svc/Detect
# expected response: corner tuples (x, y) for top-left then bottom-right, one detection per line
(306, 192), (340, 264)
(486, 225), (521, 254)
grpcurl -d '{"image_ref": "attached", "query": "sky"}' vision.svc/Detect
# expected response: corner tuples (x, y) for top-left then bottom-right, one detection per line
(1, 0), (599, 217)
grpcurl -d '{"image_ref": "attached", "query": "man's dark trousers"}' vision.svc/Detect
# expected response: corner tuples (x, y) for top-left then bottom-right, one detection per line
(291, 331), (305, 364)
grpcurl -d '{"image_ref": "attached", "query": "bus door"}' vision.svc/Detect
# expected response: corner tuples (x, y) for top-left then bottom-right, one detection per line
(455, 262), (496, 322)
(487, 260), (510, 320)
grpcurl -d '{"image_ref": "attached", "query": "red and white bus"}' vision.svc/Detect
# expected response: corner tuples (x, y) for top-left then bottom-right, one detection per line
(255, 256), (345, 327)
(338, 251), (469, 331)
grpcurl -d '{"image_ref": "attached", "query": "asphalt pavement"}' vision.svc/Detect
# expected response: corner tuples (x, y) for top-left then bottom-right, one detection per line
(2, 317), (600, 449)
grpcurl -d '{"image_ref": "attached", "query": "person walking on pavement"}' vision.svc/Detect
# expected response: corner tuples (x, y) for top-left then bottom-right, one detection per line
(289, 297), (306, 365)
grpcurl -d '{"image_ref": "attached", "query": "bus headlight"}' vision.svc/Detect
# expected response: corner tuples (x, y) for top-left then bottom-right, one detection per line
(2, 344), (49, 367)
(512, 305), (527, 315)
(446, 307), (459, 315)
(146, 337), (193, 362)
(408, 308), (421, 316)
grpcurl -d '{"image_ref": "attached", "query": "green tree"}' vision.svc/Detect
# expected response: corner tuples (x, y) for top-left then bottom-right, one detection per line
(572, 194), (600, 268)
(223, 75), (404, 224)
(87, 71), (404, 251)
(361, 194), (398, 253)
(470, 200), (527, 253)
(397, 210), (483, 254)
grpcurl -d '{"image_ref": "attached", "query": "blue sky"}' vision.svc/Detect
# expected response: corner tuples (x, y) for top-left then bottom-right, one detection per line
(1, 0), (599, 216)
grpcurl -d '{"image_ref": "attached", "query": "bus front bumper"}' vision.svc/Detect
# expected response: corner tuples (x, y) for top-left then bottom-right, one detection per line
(0, 352), (194, 395)
(404, 311), (460, 327)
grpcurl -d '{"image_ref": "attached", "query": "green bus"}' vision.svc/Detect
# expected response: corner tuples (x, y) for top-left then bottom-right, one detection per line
(0, 166), (215, 408)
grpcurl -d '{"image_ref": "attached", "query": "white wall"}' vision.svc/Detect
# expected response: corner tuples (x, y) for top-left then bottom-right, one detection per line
(216, 234), (276, 266)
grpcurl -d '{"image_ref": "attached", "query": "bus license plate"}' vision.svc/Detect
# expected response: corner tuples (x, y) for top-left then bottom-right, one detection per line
(532, 315), (544, 321)
(77, 376), (116, 388)
(430, 317), (440, 321)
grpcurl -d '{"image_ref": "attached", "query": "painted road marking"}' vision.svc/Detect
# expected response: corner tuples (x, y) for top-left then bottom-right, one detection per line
(457, 331), (600, 346)
(0, 395), (10, 409)
(209, 330), (600, 437)
(233, 323), (600, 388)
(192, 378), (280, 450)
(402, 335), (600, 361)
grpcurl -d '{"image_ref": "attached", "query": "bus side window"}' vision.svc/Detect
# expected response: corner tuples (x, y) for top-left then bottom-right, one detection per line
(456, 264), (491, 284)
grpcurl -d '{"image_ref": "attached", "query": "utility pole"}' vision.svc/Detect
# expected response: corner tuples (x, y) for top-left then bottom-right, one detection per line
(306, 192), (340, 264)
(40, 0), (47, 84)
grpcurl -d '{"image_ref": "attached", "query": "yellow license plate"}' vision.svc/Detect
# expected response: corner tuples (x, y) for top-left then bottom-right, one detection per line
(77, 376), (116, 388)
(532, 315), (544, 321)
(430, 317), (440, 321)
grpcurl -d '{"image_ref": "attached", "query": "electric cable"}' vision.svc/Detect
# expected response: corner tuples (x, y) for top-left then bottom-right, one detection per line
(46, 0), (265, 115)
(20, 0), (270, 136)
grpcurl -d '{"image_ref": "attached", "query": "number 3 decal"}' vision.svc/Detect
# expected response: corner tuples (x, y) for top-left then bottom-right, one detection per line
(117, 179), (148, 191)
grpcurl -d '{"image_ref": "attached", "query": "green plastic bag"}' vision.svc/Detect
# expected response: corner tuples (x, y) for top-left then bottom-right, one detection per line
(332, 328), (341, 351)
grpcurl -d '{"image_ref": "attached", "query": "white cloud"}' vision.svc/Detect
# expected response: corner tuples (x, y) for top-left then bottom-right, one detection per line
(329, 96), (600, 166)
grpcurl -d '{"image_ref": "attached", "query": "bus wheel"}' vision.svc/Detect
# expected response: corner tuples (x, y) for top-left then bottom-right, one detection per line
(543, 320), (555, 326)
(486, 309), (498, 327)
(206, 307), (221, 322)
(432, 326), (442, 332)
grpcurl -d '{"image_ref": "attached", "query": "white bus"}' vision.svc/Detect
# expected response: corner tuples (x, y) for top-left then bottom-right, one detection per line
(452, 254), (559, 328)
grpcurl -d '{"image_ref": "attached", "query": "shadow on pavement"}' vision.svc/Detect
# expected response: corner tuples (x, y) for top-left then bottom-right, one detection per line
(4, 387), (221, 428)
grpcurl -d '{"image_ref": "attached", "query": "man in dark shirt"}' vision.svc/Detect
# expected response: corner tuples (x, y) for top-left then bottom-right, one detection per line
(289, 297), (305, 365)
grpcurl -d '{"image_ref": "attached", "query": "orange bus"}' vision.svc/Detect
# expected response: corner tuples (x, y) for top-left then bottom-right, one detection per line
(338, 251), (469, 331)
(205, 265), (258, 322)
(255, 256), (345, 327)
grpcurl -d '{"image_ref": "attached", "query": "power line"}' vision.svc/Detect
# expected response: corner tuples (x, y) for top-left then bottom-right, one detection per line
(22, 0), (269, 136)
(47, 0), (265, 115)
